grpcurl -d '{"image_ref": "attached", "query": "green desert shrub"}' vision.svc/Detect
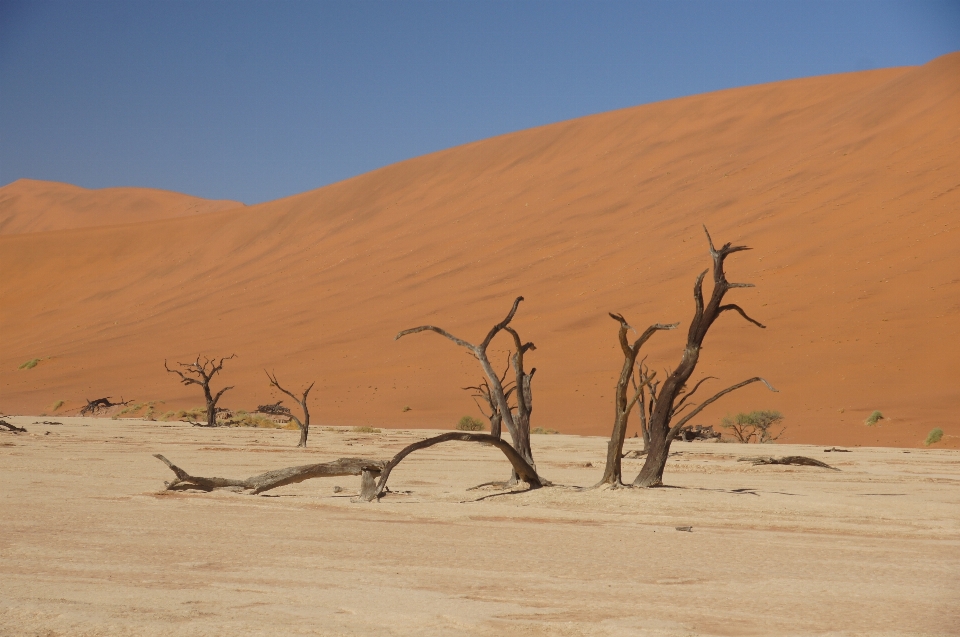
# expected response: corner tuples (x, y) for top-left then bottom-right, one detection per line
(50, 400), (64, 412)
(924, 428), (944, 446)
(402, 406), (412, 412)
(865, 410), (884, 426)
(352, 426), (381, 434)
(531, 427), (559, 435)
(721, 410), (785, 443)
(18, 358), (40, 370)
(456, 415), (485, 431)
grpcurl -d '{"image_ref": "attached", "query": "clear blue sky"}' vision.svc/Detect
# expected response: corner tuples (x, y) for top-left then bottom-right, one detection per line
(2, 1), (958, 205)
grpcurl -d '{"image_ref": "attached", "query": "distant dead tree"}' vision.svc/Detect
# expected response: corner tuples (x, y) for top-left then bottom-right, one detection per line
(396, 296), (540, 483)
(164, 355), (236, 428)
(265, 370), (315, 448)
(604, 227), (778, 488)
(80, 397), (131, 416)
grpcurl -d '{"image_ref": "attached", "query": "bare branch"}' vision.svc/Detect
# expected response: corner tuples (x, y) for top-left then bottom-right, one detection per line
(673, 376), (718, 413)
(670, 377), (779, 436)
(480, 296), (524, 350)
(395, 325), (477, 352)
(718, 304), (766, 328)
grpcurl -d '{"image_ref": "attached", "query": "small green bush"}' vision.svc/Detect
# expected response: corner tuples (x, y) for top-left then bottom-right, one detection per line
(865, 410), (884, 426)
(352, 426), (381, 434)
(50, 400), (64, 412)
(456, 416), (485, 431)
(531, 427), (559, 435)
(402, 406), (412, 412)
(721, 410), (784, 443)
(924, 428), (944, 446)
(18, 358), (40, 370)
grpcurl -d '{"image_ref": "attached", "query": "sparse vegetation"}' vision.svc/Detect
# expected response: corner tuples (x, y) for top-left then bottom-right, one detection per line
(223, 411), (290, 429)
(18, 358), (41, 370)
(50, 400), (64, 412)
(924, 428), (943, 446)
(531, 427), (559, 435)
(456, 415), (485, 431)
(353, 426), (381, 434)
(865, 410), (884, 426)
(721, 410), (785, 443)
(402, 405), (411, 412)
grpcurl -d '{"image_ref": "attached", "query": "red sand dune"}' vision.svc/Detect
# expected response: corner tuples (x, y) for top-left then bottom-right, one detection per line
(2, 53), (958, 448)
(0, 178), (243, 234)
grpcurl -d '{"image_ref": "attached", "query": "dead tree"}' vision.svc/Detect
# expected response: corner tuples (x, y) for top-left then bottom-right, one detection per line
(79, 397), (131, 416)
(463, 357), (514, 438)
(597, 318), (677, 486)
(395, 297), (538, 472)
(265, 370), (315, 448)
(154, 454), (385, 495)
(630, 227), (778, 487)
(364, 432), (542, 501)
(164, 355), (235, 428)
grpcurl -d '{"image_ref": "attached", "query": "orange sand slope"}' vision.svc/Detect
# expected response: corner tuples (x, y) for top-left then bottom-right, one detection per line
(2, 52), (958, 448)
(0, 178), (243, 234)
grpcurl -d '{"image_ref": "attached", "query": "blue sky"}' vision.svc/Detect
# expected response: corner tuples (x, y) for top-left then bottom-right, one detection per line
(2, 0), (958, 205)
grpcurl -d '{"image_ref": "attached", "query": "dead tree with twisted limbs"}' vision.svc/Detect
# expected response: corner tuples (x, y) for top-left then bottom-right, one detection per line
(164, 355), (236, 428)
(395, 296), (540, 481)
(265, 370), (315, 447)
(611, 227), (778, 488)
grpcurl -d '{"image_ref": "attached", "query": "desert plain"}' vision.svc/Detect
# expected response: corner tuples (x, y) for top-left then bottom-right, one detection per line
(1, 416), (959, 636)
(2, 52), (960, 636)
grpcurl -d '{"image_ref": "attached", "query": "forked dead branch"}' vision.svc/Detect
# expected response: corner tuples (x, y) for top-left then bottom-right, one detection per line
(164, 355), (235, 428)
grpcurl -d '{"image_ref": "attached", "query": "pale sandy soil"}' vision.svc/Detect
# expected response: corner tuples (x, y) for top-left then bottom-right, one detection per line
(2, 416), (958, 636)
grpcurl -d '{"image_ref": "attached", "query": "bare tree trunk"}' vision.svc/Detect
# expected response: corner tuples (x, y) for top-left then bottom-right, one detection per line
(165, 355), (235, 427)
(265, 371), (315, 448)
(154, 454), (385, 494)
(632, 228), (776, 487)
(504, 326), (537, 473)
(365, 431), (542, 501)
(597, 316), (676, 486)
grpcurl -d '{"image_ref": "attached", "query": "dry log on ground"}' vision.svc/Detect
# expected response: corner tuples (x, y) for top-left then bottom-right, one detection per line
(738, 456), (839, 471)
(367, 432), (543, 501)
(0, 420), (27, 433)
(153, 454), (386, 495)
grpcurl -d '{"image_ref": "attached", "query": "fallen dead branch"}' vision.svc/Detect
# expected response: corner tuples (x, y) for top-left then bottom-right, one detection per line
(0, 420), (27, 433)
(153, 454), (386, 495)
(823, 447), (851, 453)
(739, 456), (839, 471)
(367, 432), (544, 501)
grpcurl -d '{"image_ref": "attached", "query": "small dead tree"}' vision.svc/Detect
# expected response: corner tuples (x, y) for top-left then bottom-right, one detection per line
(630, 227), (778, 487)
(396, 296), (538, 477)
(597, 318), (677, 486)
(164, 355), (235, 428)
(265, 370), (315, 448)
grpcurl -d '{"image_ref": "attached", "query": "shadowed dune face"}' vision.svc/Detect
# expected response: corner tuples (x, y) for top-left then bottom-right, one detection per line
(0, 179), (243, 234)
(2, 52), (958, 447)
